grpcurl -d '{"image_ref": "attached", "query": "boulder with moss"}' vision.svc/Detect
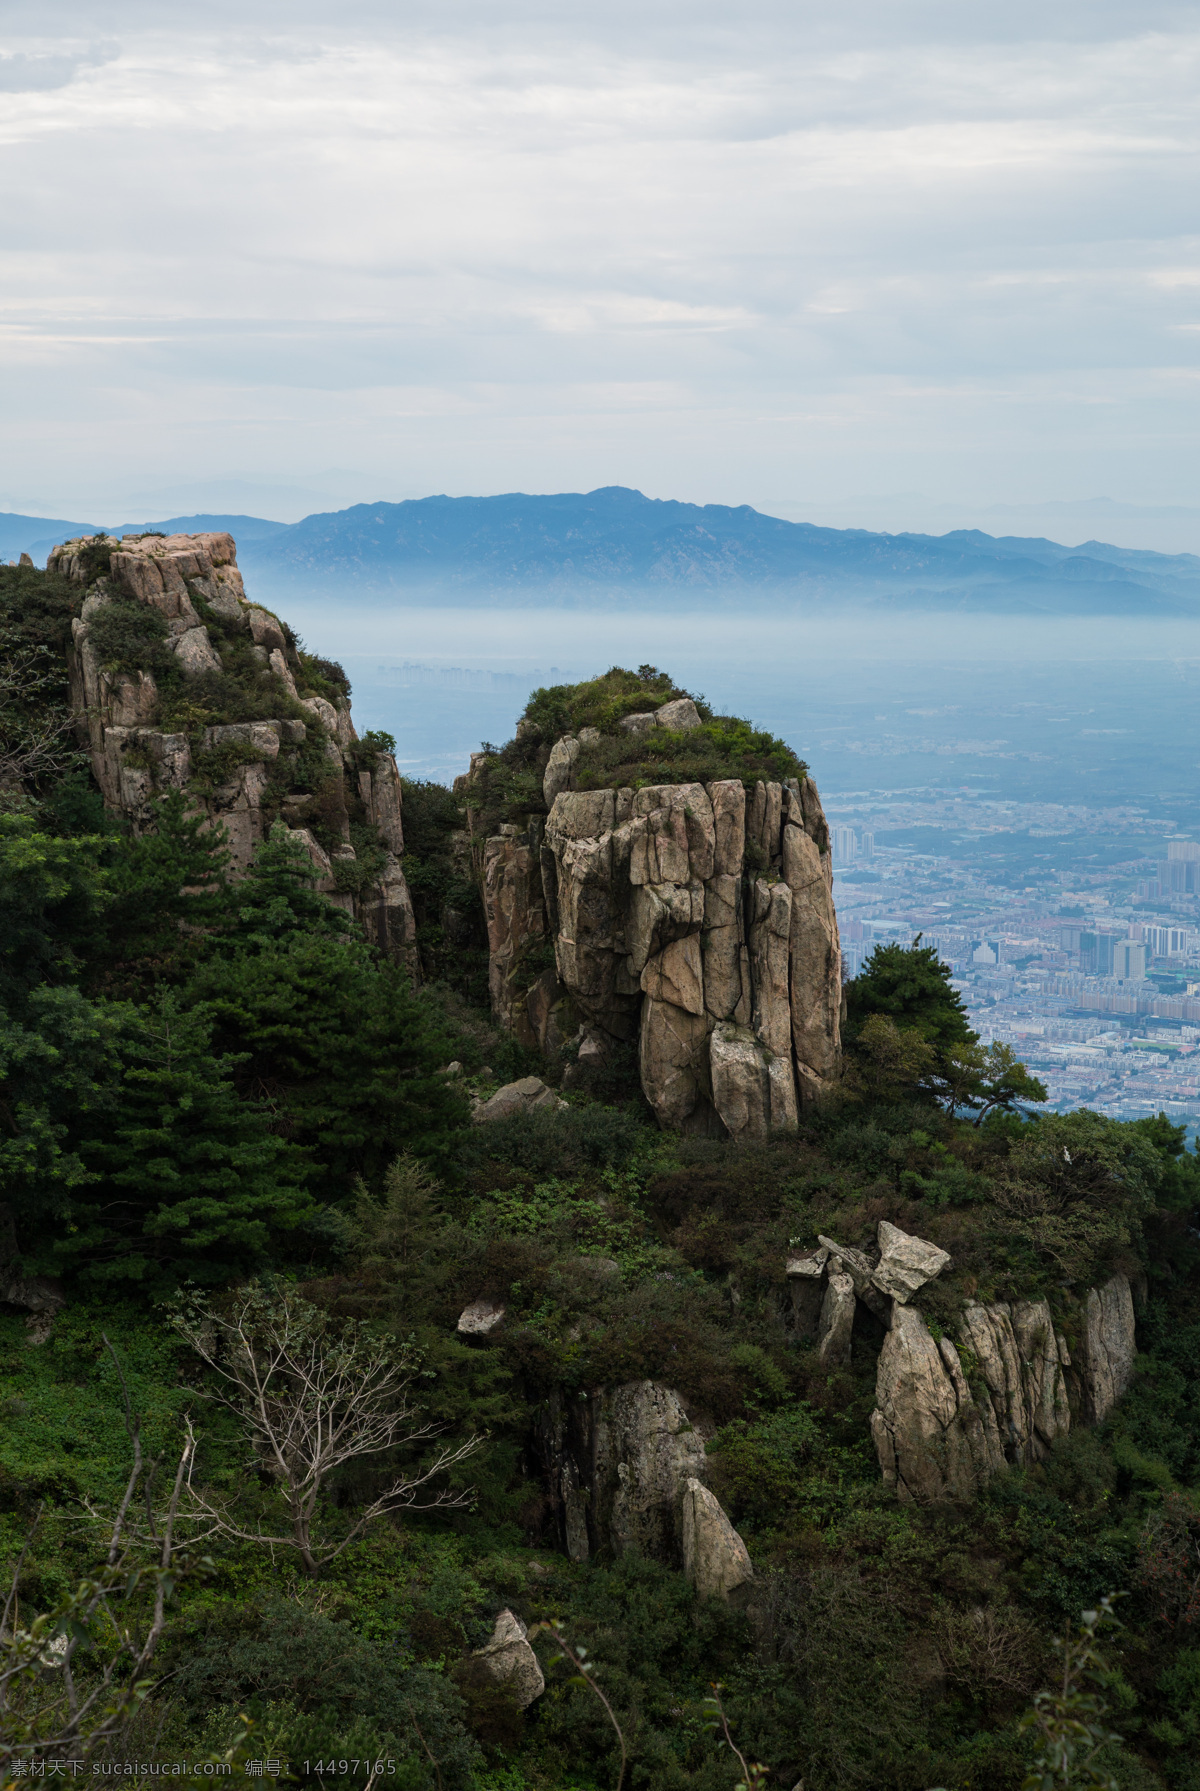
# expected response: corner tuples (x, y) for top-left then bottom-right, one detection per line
(459, 668), (842, 1135)
(51, 530), (417, 967)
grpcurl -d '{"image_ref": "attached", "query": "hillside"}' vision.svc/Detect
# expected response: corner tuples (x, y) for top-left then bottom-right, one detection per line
(2, 537), (1200, 1788)
(7, 489), (1200, 614)
(236, 489), (1200, 613)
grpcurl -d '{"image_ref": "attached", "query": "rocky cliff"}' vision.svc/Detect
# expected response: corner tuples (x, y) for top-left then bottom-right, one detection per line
(790, 1225), (1138, 1502)
(51, 530), (416, 963)
(462, 676), (843, 1136)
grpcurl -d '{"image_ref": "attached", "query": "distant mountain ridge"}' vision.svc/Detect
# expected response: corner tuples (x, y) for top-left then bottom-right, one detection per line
(6, 487), (1200, 614)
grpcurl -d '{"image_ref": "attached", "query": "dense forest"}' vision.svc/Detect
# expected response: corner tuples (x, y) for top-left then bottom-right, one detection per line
(2, 552), (1200, 1791)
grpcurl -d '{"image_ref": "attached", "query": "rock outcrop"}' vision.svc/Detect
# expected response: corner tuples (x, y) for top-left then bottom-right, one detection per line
(785, 1225), (1135, 1500)
(868, 1279), (1133, 1502)
(464, 1610), (545, 1708)
(457, 1299), (506, 1336)
(471, 1076), (568, 1124)
(873, 1221), (953, 1303)
(786, 1222), (950, 1340)
(534, 1380), (751, 1593)
(680, 1478), (754, 1600)
(816, 1271), (857, 1368)
(594, 1381), (707, 1562)
(52, 531), (416, 965)
(871, 1298), (1073, 1501)
(1077, 1275), (1137, 1422)
(468, 725), (842, 1134)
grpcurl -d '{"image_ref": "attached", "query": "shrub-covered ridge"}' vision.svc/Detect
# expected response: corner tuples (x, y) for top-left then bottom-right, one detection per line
(467, 665), (807, 833)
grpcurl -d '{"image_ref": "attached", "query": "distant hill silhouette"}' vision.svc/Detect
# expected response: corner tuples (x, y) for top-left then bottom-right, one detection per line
(7, 487), (1199, 614)
(236, 488), (1200, 613)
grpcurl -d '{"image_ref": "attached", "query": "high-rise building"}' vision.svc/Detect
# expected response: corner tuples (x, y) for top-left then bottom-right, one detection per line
(1143, 925), (1191, 958)
(1111, 939), (1147, 981)
(859, 830), (875, 860)
(831, 825), (857, 865)
(1158, 860), (1199, 893)
(841, 941), (868, 979)
(1167, 840), (1200, 861)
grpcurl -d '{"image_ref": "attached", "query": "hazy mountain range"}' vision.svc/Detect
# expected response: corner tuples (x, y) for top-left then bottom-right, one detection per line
(6, 486), (1200, 615)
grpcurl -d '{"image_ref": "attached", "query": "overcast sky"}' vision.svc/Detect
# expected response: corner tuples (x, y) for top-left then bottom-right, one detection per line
(2, 0), (1198, 535)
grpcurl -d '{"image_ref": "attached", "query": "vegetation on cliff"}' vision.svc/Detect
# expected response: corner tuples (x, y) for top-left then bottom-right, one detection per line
(2, 562), (1200, 1789)
(467, 665), (807, 834)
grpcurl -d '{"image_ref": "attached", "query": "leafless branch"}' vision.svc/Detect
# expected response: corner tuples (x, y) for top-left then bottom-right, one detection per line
(171, 1287), (481, 1574)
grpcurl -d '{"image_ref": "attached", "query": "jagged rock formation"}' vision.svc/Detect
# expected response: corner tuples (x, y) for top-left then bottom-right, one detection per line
(535, 1380), (751, 1593)
(789, 1223), (949, 1369)
(788, 1226), (1135, 1500)
(868, 1278), (1134, 1502)
(52, 531), (416, 964)
(870, 1297), (1075, 1501)
(469, 700), (842, 1133)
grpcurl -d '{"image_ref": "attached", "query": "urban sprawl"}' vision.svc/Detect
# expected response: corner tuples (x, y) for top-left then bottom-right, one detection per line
(829, 798), (1200, 1137)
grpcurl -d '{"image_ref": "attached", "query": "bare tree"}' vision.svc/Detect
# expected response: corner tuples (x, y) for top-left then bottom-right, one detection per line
(0, 1338), (195, 1771)
(171, 1284), (481, 1575)
(0, 633), (83, 796)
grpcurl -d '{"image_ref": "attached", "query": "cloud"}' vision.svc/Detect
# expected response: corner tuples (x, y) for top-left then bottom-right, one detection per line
(0, 2), (1198, 530)
(0, 44), (119, 92)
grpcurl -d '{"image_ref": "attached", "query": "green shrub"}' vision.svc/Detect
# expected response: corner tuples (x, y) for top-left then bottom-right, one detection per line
(465, 666), (807, 834)
(86, 595), (176, 681)
(455, 1101), (658, 1178)
(169, 1596), (479, 1789)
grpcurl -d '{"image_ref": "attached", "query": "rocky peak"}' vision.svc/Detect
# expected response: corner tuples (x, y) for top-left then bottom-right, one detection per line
(462, 668), (843, 1135)
(54, 529), (417, 967)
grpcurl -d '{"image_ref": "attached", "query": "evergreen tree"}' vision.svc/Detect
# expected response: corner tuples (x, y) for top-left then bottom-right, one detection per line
(187, 930), (467, 1191)
(90, 792), (231, 997)
(177, 823), (469, 1188)
(0, 813), (111, 1003)
(845, 938), (975, 1052)
(210, 821), (354, 952)
(59, 995), (314, 1292)
(0, 984), (127, 1241)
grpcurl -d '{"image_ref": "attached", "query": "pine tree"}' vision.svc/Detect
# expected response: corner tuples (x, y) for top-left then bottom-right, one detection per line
(845, 938), (975, 1052)
(61, 995), (315, 1292)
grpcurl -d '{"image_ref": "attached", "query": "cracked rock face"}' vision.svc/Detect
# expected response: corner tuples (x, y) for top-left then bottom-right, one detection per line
(534, 1380), (752, 1588)
(1078, 1275), (1136, 1422)
(477, 759), (841, 1135)
(869, 1291), (1096, 1501)
(593, 1381), (707, 1562)
(817, 1271), (857, 1368)
(52, 531), (417, 968)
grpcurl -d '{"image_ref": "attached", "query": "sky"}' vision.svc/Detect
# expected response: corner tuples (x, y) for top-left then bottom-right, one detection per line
(2, 0), (1199, 542)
